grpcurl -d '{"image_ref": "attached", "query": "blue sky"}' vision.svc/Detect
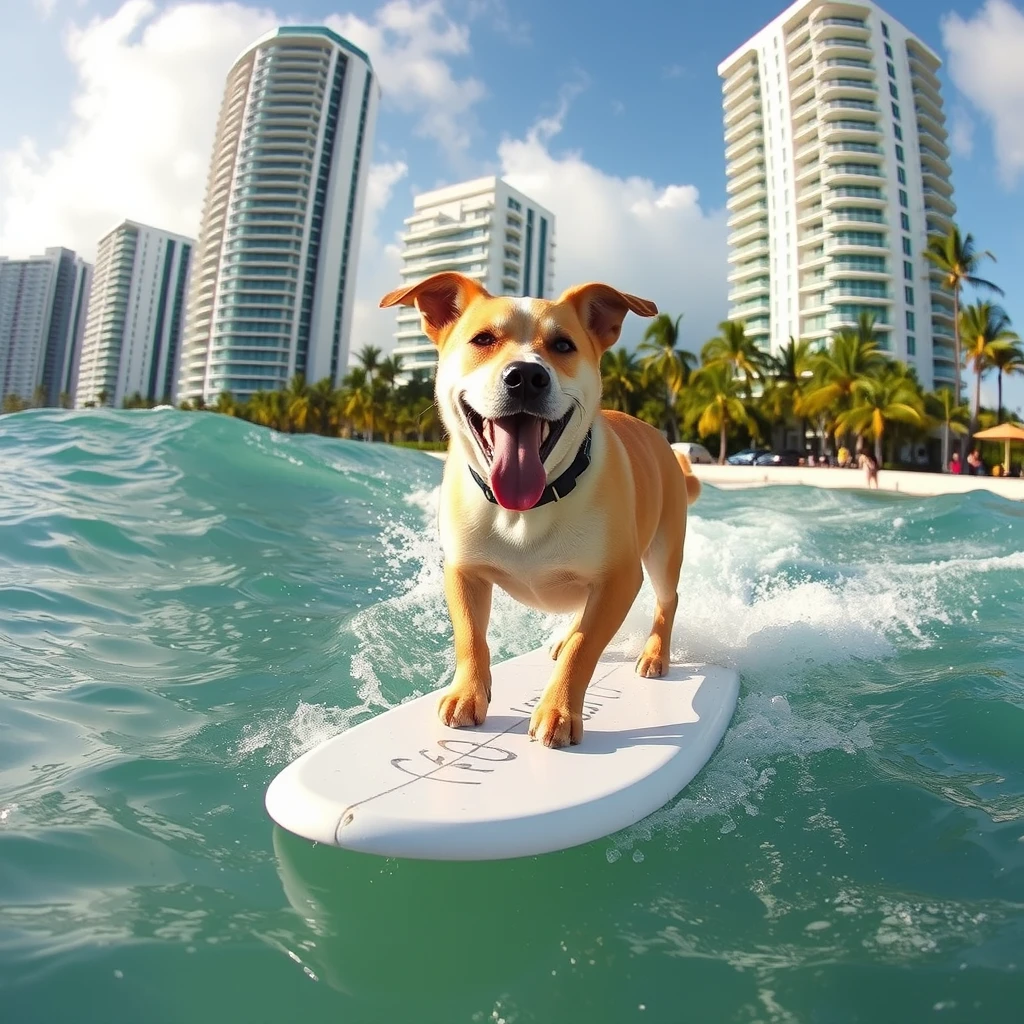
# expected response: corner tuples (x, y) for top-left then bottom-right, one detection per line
(3, 0), (1023, 412)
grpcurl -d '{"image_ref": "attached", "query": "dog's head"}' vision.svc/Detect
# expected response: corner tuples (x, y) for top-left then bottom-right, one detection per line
(380, 273), (656, 511)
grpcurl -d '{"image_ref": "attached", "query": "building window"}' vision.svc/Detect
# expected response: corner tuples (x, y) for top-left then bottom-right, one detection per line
(907, 335), (916, 355)
(887, 61), (896, 79)
(507, 197), (522, 212)
(891, 102), (900, 119)
(906, 310), (915, 330)
(894, 124), (903, 140)
(903, 236), (912, 255)
(895, 144), (905, 162)
(882, 21), (890, 38)
(905, 285), (914, 303)
(897, 166), (907, 184)
(884, 42), (893, 58)
(889, 82), (899, 99)
(899, 188), (908, 207)
(900, 212), (910, 230)
(904, 260), (913, 279)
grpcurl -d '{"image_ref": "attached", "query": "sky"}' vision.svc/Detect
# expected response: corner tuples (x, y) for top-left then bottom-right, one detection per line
(1, 0), (1022, 413)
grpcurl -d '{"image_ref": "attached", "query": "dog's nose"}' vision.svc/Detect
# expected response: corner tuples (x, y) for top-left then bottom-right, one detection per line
(502, 361), (550, 400)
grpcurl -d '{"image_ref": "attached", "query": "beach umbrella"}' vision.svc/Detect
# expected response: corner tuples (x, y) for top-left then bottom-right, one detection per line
(972, 422), (1024, 472)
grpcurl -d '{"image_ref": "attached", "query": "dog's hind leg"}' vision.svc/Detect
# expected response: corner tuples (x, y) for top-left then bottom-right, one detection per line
(636, 509), (686, 678)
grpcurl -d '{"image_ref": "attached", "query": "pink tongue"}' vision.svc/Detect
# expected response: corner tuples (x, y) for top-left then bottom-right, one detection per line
(488, 415), (546, 511)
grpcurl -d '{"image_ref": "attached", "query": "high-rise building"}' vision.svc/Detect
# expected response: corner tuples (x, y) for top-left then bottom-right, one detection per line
(74, 220), (193, 408)
(392, 177), (557, 378)
(718, 0), (956, 391)
(177, 26), (380, 404)
(0, 247), (91, 407)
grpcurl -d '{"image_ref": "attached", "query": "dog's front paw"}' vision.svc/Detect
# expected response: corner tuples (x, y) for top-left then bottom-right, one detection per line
(437, 677), (490, 728)
(528, 700), (582, 748)
(635, 637), (668, 678)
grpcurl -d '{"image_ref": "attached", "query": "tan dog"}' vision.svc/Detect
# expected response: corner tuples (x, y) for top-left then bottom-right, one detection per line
(379, 272), (701, 748)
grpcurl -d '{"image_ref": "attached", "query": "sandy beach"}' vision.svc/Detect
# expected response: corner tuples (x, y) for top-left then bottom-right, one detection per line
(424, 450), (1022, 501)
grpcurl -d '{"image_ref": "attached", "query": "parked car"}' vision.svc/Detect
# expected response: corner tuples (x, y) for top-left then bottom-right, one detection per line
(726, 448), (771, 466)
(671, 442), (714, 465)
(754, 449), (803, 467)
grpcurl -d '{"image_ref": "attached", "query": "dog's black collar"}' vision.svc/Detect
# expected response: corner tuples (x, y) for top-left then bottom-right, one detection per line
(469, 429), (593, 510)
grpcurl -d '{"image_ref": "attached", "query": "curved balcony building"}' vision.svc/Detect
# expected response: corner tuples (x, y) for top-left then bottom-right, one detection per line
(177, 27), (379, 403)
(719, 1), (957, 391)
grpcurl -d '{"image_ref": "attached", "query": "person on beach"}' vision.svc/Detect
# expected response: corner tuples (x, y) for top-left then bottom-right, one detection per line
(966, 449), (983, 475)
(858, 451), (879, 489)
(837, 445), (850, 468)
(949, 451), (962, 475)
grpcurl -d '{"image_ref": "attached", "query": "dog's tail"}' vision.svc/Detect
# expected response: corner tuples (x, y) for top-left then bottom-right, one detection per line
(671, 447), (702, 506)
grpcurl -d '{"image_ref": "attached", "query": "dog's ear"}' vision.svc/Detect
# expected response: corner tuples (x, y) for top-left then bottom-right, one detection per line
(557, 283), (658, 350)
(379, 273), (490, 345)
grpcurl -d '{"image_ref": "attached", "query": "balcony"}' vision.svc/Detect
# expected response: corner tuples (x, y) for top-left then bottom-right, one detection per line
(785, 16), (809, 44)
(921, 169), (954, 197)
(790, 75), (816, 105)
(819, 121), (881, 145)
(787, 39), (813, 66)
(919, 144), (952, 176)
(917, 127), (951, 159)
(726, 144), (764, 176)
(909, 55), (941, 91)
(728, 219), (769, 247)
(818, 78), (877, 101)
(913, 88), (944, 124)
(726, 183), (767, 211)
(823, 163), (884, 184)
(826, 233), (887, 254)
(915, 106), (948, 139)
(724, 112), (763, 143)
(924, 188), (956, 215)
(823, 140), (882, 160)
(816, 37), (872, 60)
(796, 201), (823, 226)
(727, 200), (768, 228)
(726, 164), (766, 193)
(793, 117), (819, 142)
(728, 277), (770, 303)
(729, 238), (770, 260)
(725, 129), (763, 161)
(795, 158), (822, 184)
(724, 74), (760, 112)
(725, 90), (763, 125)
(722, 56), (759, 92)
(728, 257), (770, 282)
(813, 17), (869, 34)
(825, 208), (885, 228)
(823, 184), (884, 206)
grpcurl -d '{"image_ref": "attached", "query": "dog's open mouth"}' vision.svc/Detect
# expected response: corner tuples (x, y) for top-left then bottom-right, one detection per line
(460, 397), (574, 511)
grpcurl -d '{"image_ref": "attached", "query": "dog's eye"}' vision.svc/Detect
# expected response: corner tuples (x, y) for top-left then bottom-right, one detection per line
(551, 337), (576, 354)
(469, 331), (496, 347)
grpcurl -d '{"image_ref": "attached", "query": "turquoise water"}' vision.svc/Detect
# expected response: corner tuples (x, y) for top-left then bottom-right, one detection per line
(1, 409), (1022, 1024)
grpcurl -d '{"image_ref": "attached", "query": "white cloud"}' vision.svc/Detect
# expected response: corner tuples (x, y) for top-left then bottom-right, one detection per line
(328, 0), (486, 168)
(0, 0), (488, 260)
(942, 0), (1024, 188)
(33, 0), (58, 18)
(496, 92), (729, 354)
(349, 160), (409, 355)
(0, 0), (278, 258)
(949, 105), (975, 158)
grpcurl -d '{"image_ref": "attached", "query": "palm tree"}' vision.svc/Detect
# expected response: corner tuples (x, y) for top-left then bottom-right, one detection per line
(685, 362), (753, 464)
(355, 345), (382, 382)
(376, 354), (405, 390)
(959, 302), (1019, 436)
(283, 374), (310, 433)
(637, 313), (694, 442)
(307, 376), (336, 435)
(96, 389), (110, 407)
(58, 391), (72, 409)
(701, 319), (767, 398)
(801, 330), (887, 450)
(990, 338), (1024, 423)
(834, 370), (925, 466)
(213, 391), (236, 416)
(2, 393), (27, 414)
(341, 366), (376, 439)
(923, 225), (1002, 407)
(761, 335), (816, 445)
(600, 349), (644, 413)
(925, 388), (970, 470)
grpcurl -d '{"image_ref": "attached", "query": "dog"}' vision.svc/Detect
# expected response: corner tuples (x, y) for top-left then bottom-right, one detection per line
(379, 272), (701, 748)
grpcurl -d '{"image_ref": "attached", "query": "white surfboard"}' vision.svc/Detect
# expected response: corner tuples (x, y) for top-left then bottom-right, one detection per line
(265, 647), (739, 860)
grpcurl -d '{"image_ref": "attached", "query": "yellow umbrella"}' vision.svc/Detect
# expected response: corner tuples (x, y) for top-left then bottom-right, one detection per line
(972, 422), (1024, 473)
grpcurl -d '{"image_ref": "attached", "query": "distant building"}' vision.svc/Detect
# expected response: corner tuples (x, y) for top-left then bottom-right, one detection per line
(74, 220), (193, 408)
(177, 26), (380, 404)
(0, 247), (91, 407)
(392, 176), (557, 378)
(718, 0), (956, 391)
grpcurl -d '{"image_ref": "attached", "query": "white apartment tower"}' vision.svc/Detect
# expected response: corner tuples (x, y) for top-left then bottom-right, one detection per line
(719, 0), (956, 390)
(75, 220), (194, 408)
(392, 177), (556, 377)
(177, 26), (380, 403)
(0, 247), (91, 406)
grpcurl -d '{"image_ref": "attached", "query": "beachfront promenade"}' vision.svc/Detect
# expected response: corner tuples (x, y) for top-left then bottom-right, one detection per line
(424, 451), (1022, 501)
(689, 463), (1023, 500)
